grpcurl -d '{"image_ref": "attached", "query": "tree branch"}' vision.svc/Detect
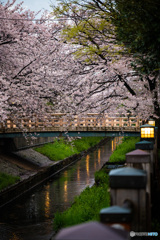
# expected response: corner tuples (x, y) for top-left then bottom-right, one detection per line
(117, 74), (136, 96)
(13, 59), (36, 80)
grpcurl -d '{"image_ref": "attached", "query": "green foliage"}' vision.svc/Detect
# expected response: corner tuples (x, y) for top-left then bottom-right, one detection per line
(53, 0), (160, 77)
(53, 170), (110, 232)
(109, 137), (140, 163)
(0, 172), (20, 191)
(53, 0), (121, 64)
(152, 218), (160, 232)
(112, 0), (160, 75)
(94, 168), (109, 185)
(73, 137), (103, 152)
(35, 137), (104, 161)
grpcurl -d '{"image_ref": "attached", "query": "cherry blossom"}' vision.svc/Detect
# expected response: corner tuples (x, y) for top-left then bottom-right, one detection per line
(0, 0), (159, 130)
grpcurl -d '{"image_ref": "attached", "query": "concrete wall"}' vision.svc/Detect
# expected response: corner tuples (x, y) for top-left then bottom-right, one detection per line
(13, 136), (55, 149)
(0, 137), (55, 152)
(0, 153), (82, 209)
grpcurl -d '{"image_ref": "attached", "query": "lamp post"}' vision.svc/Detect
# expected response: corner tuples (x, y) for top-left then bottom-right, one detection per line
(140, 124), (155, 142)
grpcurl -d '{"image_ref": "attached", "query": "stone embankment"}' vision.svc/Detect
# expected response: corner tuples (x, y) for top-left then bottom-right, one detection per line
(0, 138), (109, 209)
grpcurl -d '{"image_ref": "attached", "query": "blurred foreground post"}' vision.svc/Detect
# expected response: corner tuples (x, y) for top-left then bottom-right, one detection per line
(109, 167), (147, 231)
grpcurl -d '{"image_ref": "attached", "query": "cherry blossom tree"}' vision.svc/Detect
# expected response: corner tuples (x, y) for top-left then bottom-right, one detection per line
(51, 0), (160, 121)
(0, 0), (78, 126)
(1, 0), (160, 132)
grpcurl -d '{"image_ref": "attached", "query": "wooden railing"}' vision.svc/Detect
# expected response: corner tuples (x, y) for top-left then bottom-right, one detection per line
(0, 114), (142, 133)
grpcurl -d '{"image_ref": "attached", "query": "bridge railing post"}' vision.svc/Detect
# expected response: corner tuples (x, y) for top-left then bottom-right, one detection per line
(135, 141), (154, 175)
(126, 149), (151, 230)
(126, 149), (151, 195)
(100, 201), (133, 231)
(109, 167), (147, 231)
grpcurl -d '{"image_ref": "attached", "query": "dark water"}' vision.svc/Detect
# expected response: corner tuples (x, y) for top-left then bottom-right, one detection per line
(0, 137), (120, 240)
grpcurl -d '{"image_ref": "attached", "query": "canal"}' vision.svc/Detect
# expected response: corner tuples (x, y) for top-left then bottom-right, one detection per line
(0, 137), (120, 240)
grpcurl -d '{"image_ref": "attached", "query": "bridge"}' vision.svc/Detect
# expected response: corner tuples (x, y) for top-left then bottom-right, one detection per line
(0, 114), (142, 138)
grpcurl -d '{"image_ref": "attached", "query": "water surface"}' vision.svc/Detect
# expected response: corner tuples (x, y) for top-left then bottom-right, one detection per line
(0, 137), (120, 240)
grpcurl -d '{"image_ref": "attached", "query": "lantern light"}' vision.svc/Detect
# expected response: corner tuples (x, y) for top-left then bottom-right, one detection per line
(140, 124), (155, 140)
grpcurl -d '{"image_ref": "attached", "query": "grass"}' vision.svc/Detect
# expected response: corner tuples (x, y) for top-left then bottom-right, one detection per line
(109, 137), (140, 163)
(0, 172), (20, 191)
(35, 137), (104, 161)
(35, 138), (78, 161)
(53, 168), (110, 232)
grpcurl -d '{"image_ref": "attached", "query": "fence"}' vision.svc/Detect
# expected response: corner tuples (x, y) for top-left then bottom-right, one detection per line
(0, 114), (142, 133)
(99, 136), (158, 237)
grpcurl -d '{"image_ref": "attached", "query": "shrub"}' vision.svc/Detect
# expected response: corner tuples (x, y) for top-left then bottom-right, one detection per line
(109, 137), (140, 163)
(94, 169), (109, 185)
(73, 137), (103, 152)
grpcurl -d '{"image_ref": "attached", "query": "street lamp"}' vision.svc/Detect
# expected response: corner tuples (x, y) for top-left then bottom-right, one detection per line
(140, 124), (155, 141)
(148, 119), (155, 126)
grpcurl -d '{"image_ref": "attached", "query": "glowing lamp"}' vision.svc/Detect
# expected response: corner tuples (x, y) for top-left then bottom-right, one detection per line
(140, 124), (155, 140)
(148, 119), (155, 126)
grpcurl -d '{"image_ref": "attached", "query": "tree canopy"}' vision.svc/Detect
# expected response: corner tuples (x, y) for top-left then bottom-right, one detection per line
(0, 0), (79, 124)
(0, 0), (160, 128)
(52, 0), (160, 119)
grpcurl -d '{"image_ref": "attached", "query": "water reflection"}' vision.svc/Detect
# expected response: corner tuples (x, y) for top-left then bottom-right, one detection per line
(9, 232), (22, 240)
(98, 149), (101, 166)
(112, 137), (123, 151)
(94, 159), (97, 171)
(44, 185), (50, 219)
(26, 194), (39, 222)
(94, 151), (97, 170)
(77, 163), (80, 182)
(86, 154), (90, 177)
(0, 138), (120, 240)
(64, 180), (68, 202)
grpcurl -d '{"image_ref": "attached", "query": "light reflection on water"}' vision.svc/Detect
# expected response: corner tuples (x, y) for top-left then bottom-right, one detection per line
(111, 137), (123, 152)
(64, 180), (68, 203)
(44, 185), (50, 219)
(77, 162), (80, 181)
(0, 138), (121, 240)
(86, 154), (90, 178)
(98, 149), (101, 166)
(9, 233), (22, 240)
